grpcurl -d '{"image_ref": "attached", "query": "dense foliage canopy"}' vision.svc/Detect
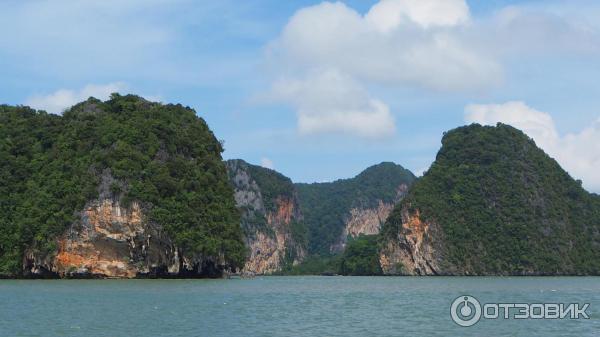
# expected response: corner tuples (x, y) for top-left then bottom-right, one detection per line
(281, 235), (383, 276)
(339, 235), (383, 275)
(383, 124), (600, 275)
(0, 95), (245, 275)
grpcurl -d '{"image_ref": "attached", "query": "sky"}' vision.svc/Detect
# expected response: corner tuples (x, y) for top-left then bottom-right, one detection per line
(2, 0), (600, 191)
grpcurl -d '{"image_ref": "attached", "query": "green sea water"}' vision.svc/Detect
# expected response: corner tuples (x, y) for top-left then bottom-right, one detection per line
(1, 276), (599, 336)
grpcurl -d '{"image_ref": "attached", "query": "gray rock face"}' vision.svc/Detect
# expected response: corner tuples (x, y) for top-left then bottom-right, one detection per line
(330, 183), (411, 254)
(228, 160), (265, 214)
(226, 159), (306, 274)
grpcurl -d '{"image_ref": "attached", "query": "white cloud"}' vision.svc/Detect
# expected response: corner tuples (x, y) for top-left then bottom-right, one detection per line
(260, 157), (274, 170)
(25, 83), (127, 114)
(465, 101), (600, 192)
(266, 0), (600, 140)
(265, 0), (501, 139)
(270, 1), (499, 91)
(465, 101), (558, 147)
(365, 0), (470, 32)
(270, 69), (395, 138)
(482, 4), (600, 56)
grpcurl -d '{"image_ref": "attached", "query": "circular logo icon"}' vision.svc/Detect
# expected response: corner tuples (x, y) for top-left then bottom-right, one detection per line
(450, 295), (482, 327)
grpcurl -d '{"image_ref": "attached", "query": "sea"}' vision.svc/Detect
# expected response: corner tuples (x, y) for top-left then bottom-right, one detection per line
(1, 276), (599, 336)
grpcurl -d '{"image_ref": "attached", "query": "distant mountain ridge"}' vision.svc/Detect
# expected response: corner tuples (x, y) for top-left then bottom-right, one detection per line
(225, 160), (417, 274)
(296, 162), (416, 256)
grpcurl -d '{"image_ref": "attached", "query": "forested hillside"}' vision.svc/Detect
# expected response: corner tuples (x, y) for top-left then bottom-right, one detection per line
(380, 123), (600, 275)
(0, 95), (245, 277)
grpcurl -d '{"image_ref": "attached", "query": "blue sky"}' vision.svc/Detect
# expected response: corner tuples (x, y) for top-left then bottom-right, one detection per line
(2, 0), (600, 191)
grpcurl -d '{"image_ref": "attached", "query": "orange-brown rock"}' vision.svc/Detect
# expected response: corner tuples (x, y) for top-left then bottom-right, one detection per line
(23, 197), (225, 278)
(379, 208), (440, 275)
(267, 196), (295, 226)
(52, 200), (145, 278)
(330, 183), (410, 253)
(242, 196), (306, 275)
(226, 159), (306, 275)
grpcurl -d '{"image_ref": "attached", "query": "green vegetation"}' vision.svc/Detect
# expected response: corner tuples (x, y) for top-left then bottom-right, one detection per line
(382, 123), (600, 275)
(289, 221), (309, 249)
(0, 95), (245, 275)
(296, 162), (416, 255)
(236, 206), (273, 240)
(339, 235), (383, 275)
(245, 163), (295, 212)
(280, 235), (382, 276)
(277, 255), (342, 275)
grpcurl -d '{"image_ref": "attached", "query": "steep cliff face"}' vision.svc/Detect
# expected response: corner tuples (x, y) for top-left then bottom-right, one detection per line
(331, 183), (410, 253)
(380, 124), (600, 275)
(242, 196), (305, 274)
(23, 174), (229, 278)
(24, 199), (176, 278)
(345, 201), (394, 237)
(227, 160), (306, 275)
(379, 208), (441, 275)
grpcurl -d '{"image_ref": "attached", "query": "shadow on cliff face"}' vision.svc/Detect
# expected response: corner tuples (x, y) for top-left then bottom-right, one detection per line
(22, 256), (228, 279)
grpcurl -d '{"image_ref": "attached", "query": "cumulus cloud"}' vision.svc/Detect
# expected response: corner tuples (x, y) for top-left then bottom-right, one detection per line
(482, 4), (600, 56)
(25, 83), (127, 114)
(465, 101), (600, 192)
(260, 157), (274, 170)
(266, 0), (502, 139)
(465, 102), (559, 147)
(271, 0), (499, 91)
(365, 0), (470, 32)
(270, 69), (395, 138)
(266, 0), (600, 140)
